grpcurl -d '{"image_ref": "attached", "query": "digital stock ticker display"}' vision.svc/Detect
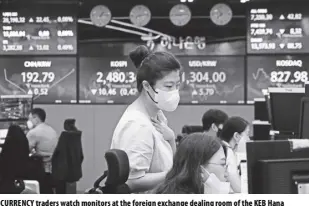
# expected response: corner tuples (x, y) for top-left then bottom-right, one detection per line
(247, 5), (309, 54)
(0, 5), (77, 55)
(247, 55), (308, 102)
(0, 57), (77, 104)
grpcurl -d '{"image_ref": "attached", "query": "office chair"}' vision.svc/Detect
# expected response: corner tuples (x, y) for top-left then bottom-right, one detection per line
(182, 125), (204, 134)
(86, 149), (130, 194)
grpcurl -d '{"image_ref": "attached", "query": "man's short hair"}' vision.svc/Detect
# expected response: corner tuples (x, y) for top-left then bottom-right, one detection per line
(30, 108), (46, 122)
(202, 109), (228, 131)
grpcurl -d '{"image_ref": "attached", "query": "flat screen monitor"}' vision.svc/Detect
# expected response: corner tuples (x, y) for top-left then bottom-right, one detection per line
(299, 97), (309, 139)
(258, 158), (309, 194)
(0, 94), (32, 120)
(268, 87), (304, 135)
(0, 57), (77, 104)
(246, 140), (309, 193)
(254, 98), (269, 121)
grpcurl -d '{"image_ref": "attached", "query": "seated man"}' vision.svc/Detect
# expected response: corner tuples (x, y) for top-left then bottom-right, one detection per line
(26, 108), (58, 194)
(202, 109), (228, 137)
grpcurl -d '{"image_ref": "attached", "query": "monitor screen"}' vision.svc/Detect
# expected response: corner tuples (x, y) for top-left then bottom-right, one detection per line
(79, 56), (245, 104)
(0, 94), (32, 120)
(79, 57), (138, 104)
(299, 97), (309, 139)
(254, 98), (269, 121)
(247, 4), (309, 54)
(247, 55), (308, 102)
(258, 158), (309, 193)
(246, 140), (309, 194)
(269, 87), (304, 134)
(178, 56), (245, 104)
(0, 4), (77, 55)
(0, 57), (77, 104)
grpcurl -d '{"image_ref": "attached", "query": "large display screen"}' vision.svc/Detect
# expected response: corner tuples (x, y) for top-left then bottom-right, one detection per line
(247, 55), (308, 102)
(247, 5), (309, 54)
(79, 56), (245, 104)
(0, 57), (77, 104)
(178, 56), (245, 104)
(0, 4), (77, 55)
(79, 57), (138, 104)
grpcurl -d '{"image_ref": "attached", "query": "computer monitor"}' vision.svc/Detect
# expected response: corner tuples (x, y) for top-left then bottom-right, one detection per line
(299, 97), (309, 139)
(257, 158), (309, 194)
(268, 87), (305, 135)
(254, 98), (269, 121)
(246, 140), (309, 194)
(0, 95), (33, 120)
(263, 89), (273, 129)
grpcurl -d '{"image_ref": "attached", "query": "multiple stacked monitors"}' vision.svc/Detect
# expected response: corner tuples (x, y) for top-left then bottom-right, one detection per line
(79, 56), (245, 104)
(0, 3), (308, 104)
(0, 4), (78, 104)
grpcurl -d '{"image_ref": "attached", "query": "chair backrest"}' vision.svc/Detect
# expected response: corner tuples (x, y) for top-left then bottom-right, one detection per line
(182, 125), (204, 134)
(105, 149), (129, 185)
(86, 149), (130, 194)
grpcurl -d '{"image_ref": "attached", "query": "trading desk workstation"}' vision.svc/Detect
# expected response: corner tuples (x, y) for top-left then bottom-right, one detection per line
(1, 0), (309, 193)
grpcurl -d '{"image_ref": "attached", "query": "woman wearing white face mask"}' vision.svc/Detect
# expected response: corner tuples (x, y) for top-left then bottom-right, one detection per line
(154, 133), (231, 194)
(111, 45), (181, 193)
(219, 116), (250, 193)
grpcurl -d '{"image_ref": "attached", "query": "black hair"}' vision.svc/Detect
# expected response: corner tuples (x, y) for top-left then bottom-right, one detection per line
(219, 116), (249, 143)
(202, 109), (228, 131)
(154, 133), (221, 194)
(64, 119), (78, 131)
(30, 108), (46, 122)
(129, 45), (181, 92)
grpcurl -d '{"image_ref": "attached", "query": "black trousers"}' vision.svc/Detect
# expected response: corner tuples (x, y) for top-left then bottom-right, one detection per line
(55, 181), (66, 194)
(40, 173), (54, 194)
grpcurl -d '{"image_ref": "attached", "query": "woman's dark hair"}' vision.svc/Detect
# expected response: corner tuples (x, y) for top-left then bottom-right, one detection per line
(155, 133), (221, 194)
(0, 125), (29, 179)
(64, 119), (77, 131)
(129, 45), (181, 92)
(219, 116), (249, 143)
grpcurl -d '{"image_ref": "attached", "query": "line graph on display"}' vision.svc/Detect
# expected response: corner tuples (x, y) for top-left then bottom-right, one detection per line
(214, 84), (243, 96)
(3, 68), (75, 100)
(252, 68), (270, 81)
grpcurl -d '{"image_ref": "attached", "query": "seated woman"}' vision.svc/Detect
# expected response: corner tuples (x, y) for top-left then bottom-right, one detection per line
(219, 116), (250, 193)
(154, 133), (230, 194)
(0, 125), (30, 193)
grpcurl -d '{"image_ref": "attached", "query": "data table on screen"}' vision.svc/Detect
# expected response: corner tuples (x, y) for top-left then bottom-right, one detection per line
(0, 4), (77, 55)
(247, 4), (309, 54)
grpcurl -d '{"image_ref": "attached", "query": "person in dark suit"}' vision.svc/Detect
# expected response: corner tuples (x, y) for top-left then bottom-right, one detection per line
(0, 125), (30, 193)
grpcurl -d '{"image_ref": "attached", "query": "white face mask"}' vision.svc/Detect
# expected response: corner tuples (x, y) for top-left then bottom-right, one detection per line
(149, 87), (180, 112)
(201, 166), (231, 194)
(27, 120), (34, 129)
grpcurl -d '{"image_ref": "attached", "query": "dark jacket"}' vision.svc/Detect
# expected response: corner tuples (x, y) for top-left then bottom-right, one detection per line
(52, 131), (83, 182)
